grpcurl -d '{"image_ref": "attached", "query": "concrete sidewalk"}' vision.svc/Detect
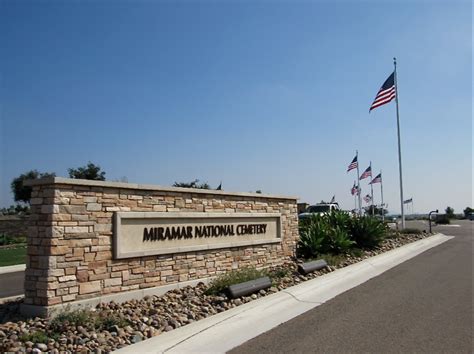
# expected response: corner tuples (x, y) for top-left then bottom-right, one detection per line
(0, 264), (25, 275)
(115, 233), (453, 354)
(0, 264), (25, 299)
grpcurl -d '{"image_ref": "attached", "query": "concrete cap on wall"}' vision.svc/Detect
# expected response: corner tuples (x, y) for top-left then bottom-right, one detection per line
(25, 177), (299, 201)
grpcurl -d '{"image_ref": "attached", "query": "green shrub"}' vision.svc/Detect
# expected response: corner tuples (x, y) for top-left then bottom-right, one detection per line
(50, 309), (129, 332)
(0, 234), (27, 246)
(349, 216), (387, 249)
(96, 312), (129, 331)
(268, 267), (291, 280)
(298, 214), (354, 258)
(298, 214), (328, 257)
(349, 248), (363, 258)
(326, 226), (354, 254)
(400, 228), (422, 234)
(325, 210), (352, 230)
(50, 309), (91, 331)
(20, 330), (49, 344)
(205, 267), (268, 295)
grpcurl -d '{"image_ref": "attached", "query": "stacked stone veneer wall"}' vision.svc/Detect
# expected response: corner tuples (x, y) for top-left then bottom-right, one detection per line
(24, 178), (298, 309)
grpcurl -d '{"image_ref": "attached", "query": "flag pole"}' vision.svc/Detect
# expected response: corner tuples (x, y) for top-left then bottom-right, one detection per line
(356, 150), (362, 215)
(394, 57), (405, 229)
(380, 170), (384, 222)
(369, 161), (374, 216)
(353, 181), (357, 212)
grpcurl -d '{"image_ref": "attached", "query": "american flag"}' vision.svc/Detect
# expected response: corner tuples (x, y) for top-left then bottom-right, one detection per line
(351, 182), (357, 196)
(347, 155), (358, 172)
(370, 72), (396, 112)
(363, 194), (372, 203)
(360, 165), (372, 180)
(369, 173), (382, 184)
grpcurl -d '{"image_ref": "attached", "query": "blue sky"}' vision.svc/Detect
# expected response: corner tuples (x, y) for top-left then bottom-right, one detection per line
(1, 0), (471, 214)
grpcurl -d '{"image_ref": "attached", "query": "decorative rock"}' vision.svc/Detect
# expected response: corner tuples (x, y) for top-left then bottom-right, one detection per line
(131, 333), (143, 343)
(35, 343), (48, 351)
(0, 232), (429, 354)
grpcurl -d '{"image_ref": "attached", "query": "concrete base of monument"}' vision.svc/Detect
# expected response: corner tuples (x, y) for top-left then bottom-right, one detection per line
(113, 233), (453, 354)
(20, 277), (213, 318)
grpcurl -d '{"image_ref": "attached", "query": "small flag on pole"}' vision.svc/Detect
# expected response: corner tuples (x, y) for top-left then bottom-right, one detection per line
(347, 155), (358, 172)
(360, 165), (372, 180)
(403, 198), (412, 204)
(351, 182), (357, 196)
(363, 194), (372, 203)
(369, 173), (382, 184)
(370, 72), (396, 112)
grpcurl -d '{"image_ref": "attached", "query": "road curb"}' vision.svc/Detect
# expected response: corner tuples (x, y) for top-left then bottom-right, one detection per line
(114, 233), (453, 354)
(0, 264), (26, 275)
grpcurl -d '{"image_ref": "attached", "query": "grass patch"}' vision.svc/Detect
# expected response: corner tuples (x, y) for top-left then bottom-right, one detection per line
(0, 246), (26, 266)
(50, 309), (91, 331)
(19, 330), (49, 344)
(205, 267), (268, 295)
(317, 254), (346, 267)
(268, 267), (291, 280)
(49, 309), (129, 333)
(349, 248), (363, 258)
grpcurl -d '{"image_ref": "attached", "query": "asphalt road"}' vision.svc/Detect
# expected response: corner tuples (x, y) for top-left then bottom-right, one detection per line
(0, 271), (24, 299)
(230, 220), (473, 353)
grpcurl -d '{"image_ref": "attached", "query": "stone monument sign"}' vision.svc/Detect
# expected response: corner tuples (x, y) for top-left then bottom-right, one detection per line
(22, 177), (298, 316)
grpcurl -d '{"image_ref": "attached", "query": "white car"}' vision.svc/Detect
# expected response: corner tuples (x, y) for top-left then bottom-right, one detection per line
(298, 203), (340, 220)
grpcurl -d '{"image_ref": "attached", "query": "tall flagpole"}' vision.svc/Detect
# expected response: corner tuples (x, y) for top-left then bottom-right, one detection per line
(369, 161), (374, 215)
(356, 150), (362, 215)
(380, 170), (384, 222)
(394, 57), (405, 229)
(354, 182), (357, 211)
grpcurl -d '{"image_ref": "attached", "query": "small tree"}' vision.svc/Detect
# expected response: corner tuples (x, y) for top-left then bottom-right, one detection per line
(68, 162), (106, 181)
(11, 170), (56, 204)
(1, 204), (30, 215)
(365, 205), (388, 216)
(173, 179), (210, 189)
(445, 206), (455, 219)
(463, 207), (473, 218)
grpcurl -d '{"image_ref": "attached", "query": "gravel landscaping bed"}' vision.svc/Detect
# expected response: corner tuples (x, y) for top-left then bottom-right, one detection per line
(0, 232), (430, 353)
